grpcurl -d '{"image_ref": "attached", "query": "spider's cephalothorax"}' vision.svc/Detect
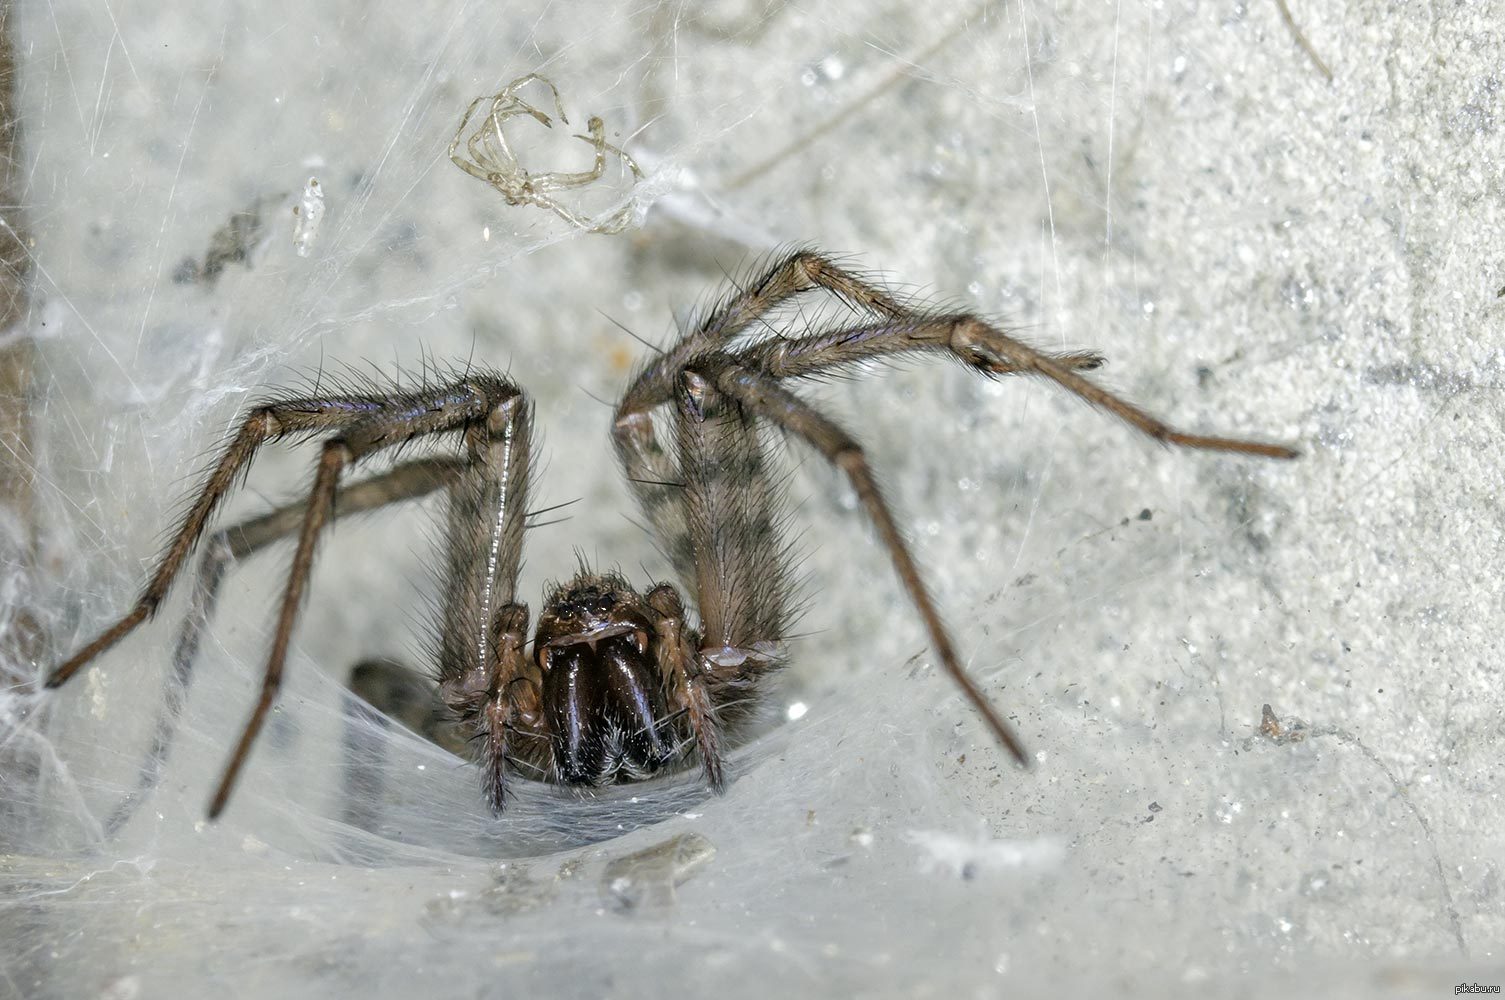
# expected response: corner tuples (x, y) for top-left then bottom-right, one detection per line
(45, 249), (1297, 822)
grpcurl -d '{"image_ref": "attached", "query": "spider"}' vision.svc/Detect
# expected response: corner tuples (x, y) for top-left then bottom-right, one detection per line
(44, 250), (1298, 820)
(448, 73), (643, 234)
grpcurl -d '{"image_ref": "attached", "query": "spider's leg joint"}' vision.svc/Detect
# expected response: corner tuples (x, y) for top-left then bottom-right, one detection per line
(612, 409), (651, 441)
(489, 600), (530, 642)
(486, 392), (527, 435)
(645, 583), (685, 619)
(678, 370), (712, 421)
(252, 406), (284, 440)
(786, 248), (825, 288)
(321, 437), (356, 467)
(832, 443), (866, 476)
(439, 668), (490, 713)
(948, 316), (1009, 372)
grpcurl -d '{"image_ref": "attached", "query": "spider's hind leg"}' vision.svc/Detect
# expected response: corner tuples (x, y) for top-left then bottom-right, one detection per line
(98, 456), (466, 834)
(702, 359), (1033, 766)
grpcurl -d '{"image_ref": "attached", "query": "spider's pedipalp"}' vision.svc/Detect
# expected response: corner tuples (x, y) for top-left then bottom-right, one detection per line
(647, 582), (726, 791)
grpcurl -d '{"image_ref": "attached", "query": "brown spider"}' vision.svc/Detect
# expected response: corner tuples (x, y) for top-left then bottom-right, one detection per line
(45, 250), (1297, 820)
(448, 73), (643, 234)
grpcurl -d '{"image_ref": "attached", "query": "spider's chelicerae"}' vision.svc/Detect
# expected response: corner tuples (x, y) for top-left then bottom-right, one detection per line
(46, 250), (1297, 819)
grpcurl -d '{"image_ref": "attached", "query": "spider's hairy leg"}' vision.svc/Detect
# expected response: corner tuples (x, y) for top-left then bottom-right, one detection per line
(653, 373), (796, 787)
(740, 313), (1296, 458)
(615, 249), (911, 423)
(612, 369), (795, 788)
(430, 392), (545, 812)
(610, 248), (919, 568)
(947, 316), (1299, 457)
(196, 375), (525, 818)
(105, 457), (463, 835)
(45, 396), (421, 691)
(735, 319), (1109, 380)
(435, 395), (532, 682)
(704, 361), (1032, 767)
(615, 360), (790, 614)
(673, 372), (791, 656)
(612, 409), (697, 592)
(206, 439), (345, 817)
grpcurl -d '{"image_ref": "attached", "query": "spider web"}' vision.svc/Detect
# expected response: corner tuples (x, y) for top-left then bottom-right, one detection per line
(2, 0), (1502, 997)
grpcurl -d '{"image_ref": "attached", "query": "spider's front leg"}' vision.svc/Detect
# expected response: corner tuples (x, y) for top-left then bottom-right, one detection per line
(611, 249), (1105, 527)
(46, 395), (449, 691)
(615, 250), (910, 428)
(203, 379), (539, 818)
(47, 373), (548, 820)
(612, 251), (1296, 788)
(430, 394), (551, 811)
(612, 251), (882, 595)
(734, 313), (1296, 458)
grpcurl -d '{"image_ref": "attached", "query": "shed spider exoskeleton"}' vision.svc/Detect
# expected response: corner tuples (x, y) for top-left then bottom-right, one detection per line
(449, 73), (643, 234)
(45, 250), (1297, 820)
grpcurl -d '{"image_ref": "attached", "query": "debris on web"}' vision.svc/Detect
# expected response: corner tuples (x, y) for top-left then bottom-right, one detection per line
(449, 73), (644, 235)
